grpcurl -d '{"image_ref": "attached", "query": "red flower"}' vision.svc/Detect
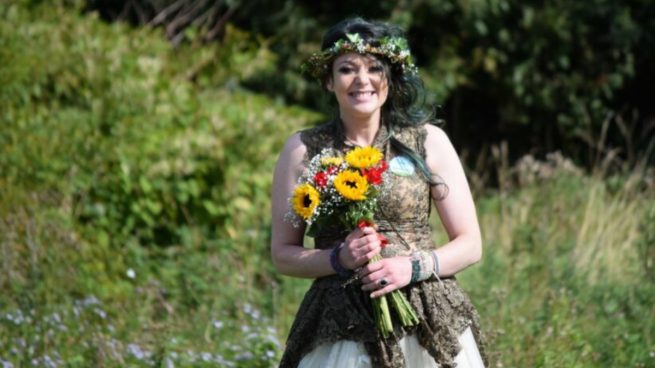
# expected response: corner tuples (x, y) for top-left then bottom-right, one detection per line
(378, 160), (389, 173)
(313, 171), (329, 188)
(357, 219), (374, 229)
(361, 168), (383, 184)
(326, 166), (339, 175)
(360, 160), (388, 185)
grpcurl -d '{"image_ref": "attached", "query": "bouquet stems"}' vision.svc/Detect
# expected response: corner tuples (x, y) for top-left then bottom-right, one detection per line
(370, 254), (419, 338)
(389, 285), (419, 326)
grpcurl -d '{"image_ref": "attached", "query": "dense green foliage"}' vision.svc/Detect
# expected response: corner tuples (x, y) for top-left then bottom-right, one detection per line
(236, 0), (655, 167)
(85, 0), (655, 169)
(1, 1), (654, 367)
(1, 2), (319, 366)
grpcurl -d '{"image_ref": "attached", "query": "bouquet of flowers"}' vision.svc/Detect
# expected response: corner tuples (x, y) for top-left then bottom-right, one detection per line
(288, 146), (419, 338)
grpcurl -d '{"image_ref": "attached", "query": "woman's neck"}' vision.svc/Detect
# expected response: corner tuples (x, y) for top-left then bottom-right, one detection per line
(339, 111), (381, 147)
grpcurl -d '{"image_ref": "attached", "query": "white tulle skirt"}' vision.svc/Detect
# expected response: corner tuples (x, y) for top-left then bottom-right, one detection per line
(298, 327), (484, 368)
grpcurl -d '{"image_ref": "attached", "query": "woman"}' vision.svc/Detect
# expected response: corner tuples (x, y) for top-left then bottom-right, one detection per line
(271, 17), (487, 368)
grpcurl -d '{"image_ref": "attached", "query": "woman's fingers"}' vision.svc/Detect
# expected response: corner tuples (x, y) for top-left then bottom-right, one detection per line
(340, 228), (382, 269)
(370, 284), (395, 298)
(360, 269), (388, 291)
(344, 226), (376, 243)
(358, 259), (383, 279)
(360, 256), (413, 297)
(353, 241), (381, 266)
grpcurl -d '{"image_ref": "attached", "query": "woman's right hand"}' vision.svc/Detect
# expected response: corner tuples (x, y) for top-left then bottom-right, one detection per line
(338, 226), (383, 270)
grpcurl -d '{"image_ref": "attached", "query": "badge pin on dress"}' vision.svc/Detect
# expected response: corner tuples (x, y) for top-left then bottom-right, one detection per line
(388, 156), (415, 176)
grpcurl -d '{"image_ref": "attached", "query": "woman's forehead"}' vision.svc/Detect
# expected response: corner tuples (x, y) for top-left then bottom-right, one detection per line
(333, 53), (381, 66)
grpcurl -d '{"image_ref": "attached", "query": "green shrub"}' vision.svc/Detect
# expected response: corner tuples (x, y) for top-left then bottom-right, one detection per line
(1, 2), (653, 367)
(1, 2), (318, 366)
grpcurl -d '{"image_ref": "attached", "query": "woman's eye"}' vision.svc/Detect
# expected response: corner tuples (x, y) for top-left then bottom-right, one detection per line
(369, 65), (384, 73)
(338, 66), (354, 74)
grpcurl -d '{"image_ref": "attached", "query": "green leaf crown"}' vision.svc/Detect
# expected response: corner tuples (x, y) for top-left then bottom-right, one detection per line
(301, 33), (418, 80)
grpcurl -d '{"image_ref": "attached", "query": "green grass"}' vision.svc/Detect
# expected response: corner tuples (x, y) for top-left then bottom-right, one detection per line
(1, 2), (654, 367)
(455, 156), (655, 367)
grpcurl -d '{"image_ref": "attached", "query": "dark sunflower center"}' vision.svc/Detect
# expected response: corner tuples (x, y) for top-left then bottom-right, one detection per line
(303, 194), (312, 207)
(345, 180), (357, 188)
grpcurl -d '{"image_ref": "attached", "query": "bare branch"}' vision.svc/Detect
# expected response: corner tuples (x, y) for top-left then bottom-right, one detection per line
(149, 0), (186, 27)
(166, 0), (209, 39)
(205, 5), (236, 41)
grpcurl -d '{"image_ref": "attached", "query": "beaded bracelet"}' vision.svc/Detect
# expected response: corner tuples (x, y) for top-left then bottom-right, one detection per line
(420, 251), (433, 280)
(430, 250), (442, 282)
(411, 251), (437, 283)
(410, 253), (421, 283)
(330, 243), (352, 277)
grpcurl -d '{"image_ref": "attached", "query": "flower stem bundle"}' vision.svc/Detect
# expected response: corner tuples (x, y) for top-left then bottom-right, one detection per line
(362, 220), (419, 338)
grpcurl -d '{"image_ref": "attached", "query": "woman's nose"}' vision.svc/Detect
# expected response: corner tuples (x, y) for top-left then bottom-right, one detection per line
(354, 70), (372, 85)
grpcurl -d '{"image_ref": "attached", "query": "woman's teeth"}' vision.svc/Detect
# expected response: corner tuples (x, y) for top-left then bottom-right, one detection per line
(350, 91), (375, 97)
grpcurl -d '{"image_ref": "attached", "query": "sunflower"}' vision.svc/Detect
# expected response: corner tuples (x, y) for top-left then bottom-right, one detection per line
(334, 170), (369, 201)
(345, 146), (383, 169)
(320, 156), (344, 167)
(292, 184), (320, 219)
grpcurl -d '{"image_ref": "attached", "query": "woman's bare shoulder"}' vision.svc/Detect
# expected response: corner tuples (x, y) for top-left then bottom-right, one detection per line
(422, 123), (460, 172)
(423, 123), (451, 146)
(279, 132), (307, 166)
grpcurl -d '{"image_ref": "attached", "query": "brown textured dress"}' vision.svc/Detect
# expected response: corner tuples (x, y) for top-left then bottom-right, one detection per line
(279, 121), (487, 368)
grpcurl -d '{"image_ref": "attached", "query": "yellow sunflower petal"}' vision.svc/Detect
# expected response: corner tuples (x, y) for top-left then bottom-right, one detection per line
(292, 184), (320, 219)
(334, 170), (369, 201)
(345, 146), (383, 169)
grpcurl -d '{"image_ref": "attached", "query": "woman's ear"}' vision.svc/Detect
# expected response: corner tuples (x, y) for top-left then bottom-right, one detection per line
(325, 78), (334, 92)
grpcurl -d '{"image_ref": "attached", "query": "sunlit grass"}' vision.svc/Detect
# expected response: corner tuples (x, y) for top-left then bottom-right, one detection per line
(455, 154), (655, 367)
(1, 2), (653, 367)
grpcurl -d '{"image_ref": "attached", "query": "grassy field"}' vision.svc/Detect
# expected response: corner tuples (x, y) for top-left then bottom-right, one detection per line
(2, 151), (653, 367)
(1, 2), (654, 367)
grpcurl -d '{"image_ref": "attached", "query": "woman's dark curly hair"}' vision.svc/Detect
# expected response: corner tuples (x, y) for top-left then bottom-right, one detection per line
(321, 17), (442, 186)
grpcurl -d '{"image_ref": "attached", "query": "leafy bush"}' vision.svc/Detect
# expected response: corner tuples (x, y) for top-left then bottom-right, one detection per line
(1, 2), (318, 366)
(1, 2), (653, 367)
(236, 0), (655, 167)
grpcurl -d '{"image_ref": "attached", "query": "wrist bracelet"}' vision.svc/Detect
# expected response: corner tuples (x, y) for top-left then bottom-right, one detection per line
(410, 252), (421, 283)
(420, 251), (433, 280)
(330, 243), (352, 277)
(411, 251), (437, 283)
(430, 251), (441, 280)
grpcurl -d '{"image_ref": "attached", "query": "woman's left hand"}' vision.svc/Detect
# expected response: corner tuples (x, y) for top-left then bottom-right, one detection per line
(358, 255), (412, 298)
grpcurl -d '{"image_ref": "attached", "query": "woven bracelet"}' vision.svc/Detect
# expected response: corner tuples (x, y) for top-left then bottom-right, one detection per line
(330, 243), (352, 277)
(430, 251), (440, 277)
(410, 252), (421, 283)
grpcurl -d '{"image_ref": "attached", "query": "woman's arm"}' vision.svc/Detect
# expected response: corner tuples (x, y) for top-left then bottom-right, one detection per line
(424, 124), (483, 276)
(358, 125), (481, 297)
(270, 133), (332, 278)
(270, 133), (382, 278)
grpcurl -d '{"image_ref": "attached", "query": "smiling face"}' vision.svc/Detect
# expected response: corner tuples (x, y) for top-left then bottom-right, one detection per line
(327, 53), (389, 121)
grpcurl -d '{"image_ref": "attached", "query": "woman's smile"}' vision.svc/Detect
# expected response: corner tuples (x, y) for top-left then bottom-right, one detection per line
(328, 53), (389, 119)
(348, 90), (377, 102)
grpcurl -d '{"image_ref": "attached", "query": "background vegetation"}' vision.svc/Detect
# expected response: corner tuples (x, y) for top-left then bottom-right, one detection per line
(1, 0), (653, 367)
(88, 0), (655, 169)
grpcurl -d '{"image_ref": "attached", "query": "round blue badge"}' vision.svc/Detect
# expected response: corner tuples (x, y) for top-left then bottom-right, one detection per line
(389, 156), (415, 176)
